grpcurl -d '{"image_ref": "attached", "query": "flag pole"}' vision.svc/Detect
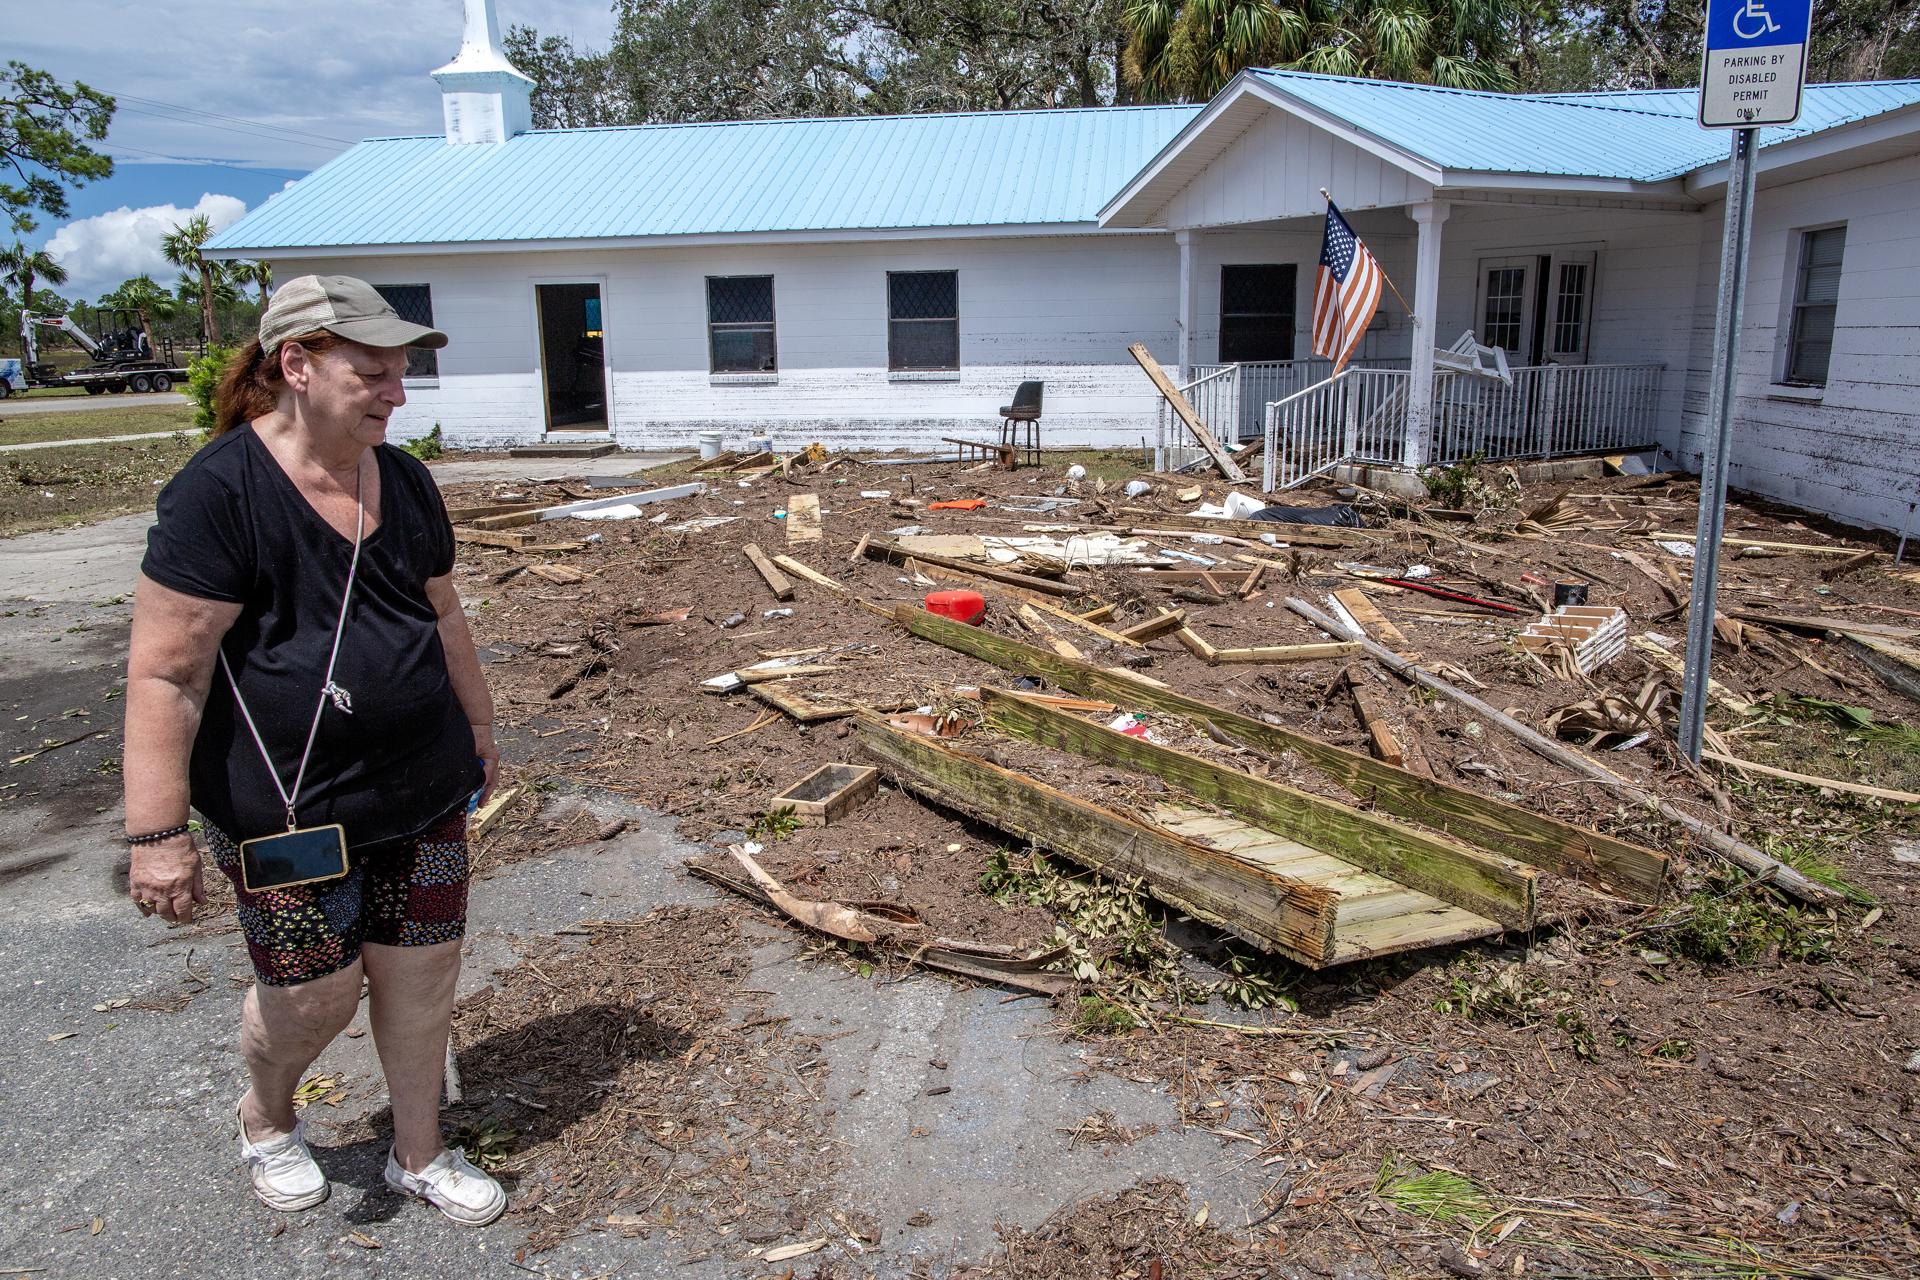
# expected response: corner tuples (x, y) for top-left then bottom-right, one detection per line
(1320, 187), (1416, 319)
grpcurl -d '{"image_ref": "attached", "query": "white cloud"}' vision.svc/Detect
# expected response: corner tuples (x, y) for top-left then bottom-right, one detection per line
(45, 193), (248, 301)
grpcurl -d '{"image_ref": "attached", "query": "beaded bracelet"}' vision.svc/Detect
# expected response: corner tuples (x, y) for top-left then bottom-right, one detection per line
(125, 823), (193, 846)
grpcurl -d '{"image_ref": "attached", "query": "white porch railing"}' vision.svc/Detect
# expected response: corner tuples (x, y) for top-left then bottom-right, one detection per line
(1427, 363), (1665, 466)
(1263, 368), (1414, 490)
(1153, 364), (1240, 472)
(1188, 357), (1412, 441)
(1260, 361), (1665, 490)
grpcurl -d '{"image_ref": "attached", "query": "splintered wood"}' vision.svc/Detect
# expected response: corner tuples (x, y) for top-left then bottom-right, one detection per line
(785, 492), (822, 544)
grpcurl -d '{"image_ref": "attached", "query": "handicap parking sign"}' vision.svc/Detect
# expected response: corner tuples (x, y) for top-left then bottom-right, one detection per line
(1699, 0), (1814, 127)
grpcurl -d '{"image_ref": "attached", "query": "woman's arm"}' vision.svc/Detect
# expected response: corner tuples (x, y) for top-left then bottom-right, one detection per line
(425, 572), (497, 804)
(124, 573), (242, 924)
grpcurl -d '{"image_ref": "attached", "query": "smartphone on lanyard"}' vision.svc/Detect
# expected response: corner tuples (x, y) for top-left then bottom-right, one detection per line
(239, 824), (350, 892)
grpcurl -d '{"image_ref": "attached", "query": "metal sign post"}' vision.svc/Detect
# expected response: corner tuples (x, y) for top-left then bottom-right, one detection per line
(1677, 0), (1813, 764)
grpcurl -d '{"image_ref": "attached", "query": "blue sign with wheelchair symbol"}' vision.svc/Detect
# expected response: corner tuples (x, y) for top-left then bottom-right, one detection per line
(1699, 0), (1814, 128)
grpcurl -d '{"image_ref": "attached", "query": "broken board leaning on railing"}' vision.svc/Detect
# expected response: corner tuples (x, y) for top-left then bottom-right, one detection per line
(892, 606), (1667, 905)
(1126, 342), (1246, 482)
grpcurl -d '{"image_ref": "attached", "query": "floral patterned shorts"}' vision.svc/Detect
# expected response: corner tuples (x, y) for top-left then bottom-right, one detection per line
(205, 808), (471, 987)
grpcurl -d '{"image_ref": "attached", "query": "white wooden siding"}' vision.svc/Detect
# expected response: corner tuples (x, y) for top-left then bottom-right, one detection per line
(1677, 152), (1920, 532)
(293, 235), (1180, 451)
(1158, 107), (1432, 230)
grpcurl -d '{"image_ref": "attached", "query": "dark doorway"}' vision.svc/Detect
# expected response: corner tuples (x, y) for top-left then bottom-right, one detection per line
(536, 283), (606, 430)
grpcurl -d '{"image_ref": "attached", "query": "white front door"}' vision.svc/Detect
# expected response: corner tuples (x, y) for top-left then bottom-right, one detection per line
(1475, 251), (1596, 365)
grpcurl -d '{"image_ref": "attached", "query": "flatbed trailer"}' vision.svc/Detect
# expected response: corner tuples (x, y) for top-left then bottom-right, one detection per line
(62, 363), (189, 394)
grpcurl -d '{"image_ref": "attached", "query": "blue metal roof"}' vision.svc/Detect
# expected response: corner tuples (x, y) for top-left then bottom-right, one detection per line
(207, 105), (1201, 252)
(1249, 71), (1920, 182)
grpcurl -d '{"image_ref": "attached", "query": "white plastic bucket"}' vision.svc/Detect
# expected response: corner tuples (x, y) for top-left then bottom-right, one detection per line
(698, 431), (725, 460)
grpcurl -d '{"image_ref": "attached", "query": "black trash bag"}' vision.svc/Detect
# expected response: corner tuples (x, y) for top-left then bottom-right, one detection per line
(1248, 502), (1365, 528)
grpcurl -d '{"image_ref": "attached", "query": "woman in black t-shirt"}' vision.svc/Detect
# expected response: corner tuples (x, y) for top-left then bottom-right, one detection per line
(123, 275), (505, 1227)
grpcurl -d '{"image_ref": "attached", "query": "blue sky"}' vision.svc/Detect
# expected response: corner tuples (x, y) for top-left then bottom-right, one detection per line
(14, 0), (614, 300)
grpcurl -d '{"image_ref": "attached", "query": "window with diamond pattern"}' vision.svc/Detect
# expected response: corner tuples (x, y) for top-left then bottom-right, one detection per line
(887, 271), (958, 370)
(707, 276), (777, 373)
(1218, 265), (1295, 363)
(373, 284), (437, 378)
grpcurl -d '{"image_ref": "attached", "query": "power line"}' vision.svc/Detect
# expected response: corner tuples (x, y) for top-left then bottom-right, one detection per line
(103, 143), (310, 179)
(112, 104), (347, 153)
(105, 89), (357, 146)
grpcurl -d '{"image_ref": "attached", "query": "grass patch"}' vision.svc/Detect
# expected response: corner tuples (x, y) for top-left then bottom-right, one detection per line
(1742, 695), (1920, 798)
(1650, 872), (1842, 966)
(0, 402), (196, 447)
(1, 435), (199, 537)
(1374, 1158), (1497, 1228)
(1070, 994), (1139, 1035)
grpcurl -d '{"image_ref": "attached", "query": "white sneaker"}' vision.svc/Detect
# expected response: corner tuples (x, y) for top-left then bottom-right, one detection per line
(238, 1101), (329, 1211)
(384, 1146), (507, 1226)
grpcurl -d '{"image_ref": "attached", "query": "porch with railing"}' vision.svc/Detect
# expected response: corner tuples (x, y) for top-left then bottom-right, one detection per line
(1153, 359), (1664, 489)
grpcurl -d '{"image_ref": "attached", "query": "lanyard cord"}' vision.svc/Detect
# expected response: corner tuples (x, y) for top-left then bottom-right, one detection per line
(219, 454), (366, 832)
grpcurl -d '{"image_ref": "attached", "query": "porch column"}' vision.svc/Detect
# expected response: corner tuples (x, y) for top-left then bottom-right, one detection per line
(1403, 201), (1450, 470)
(1175, 229), (1195, 378)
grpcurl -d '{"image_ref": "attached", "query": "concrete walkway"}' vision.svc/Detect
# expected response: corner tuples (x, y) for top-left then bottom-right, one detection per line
(0, 391), (188, 414)
(0, 428), (187, 452)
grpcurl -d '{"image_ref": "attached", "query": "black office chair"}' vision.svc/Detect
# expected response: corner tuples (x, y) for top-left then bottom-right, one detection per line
(998, 380), (1043, 466)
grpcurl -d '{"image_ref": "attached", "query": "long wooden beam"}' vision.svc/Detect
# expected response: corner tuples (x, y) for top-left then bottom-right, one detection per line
(981, 688), (1537, 929)
(862, 537), (1083, 599)
(894, 605), (1666, 903)
(856, 715), (1338, 962)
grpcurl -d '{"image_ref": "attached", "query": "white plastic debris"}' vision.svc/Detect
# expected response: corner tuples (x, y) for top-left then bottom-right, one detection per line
(1122, 479), (1152, 498)
(1065, 464), (1087, 481)
(1224, 491), (1268, 520)
(571, 504), (644, 521)
(860, 490), (892, 499)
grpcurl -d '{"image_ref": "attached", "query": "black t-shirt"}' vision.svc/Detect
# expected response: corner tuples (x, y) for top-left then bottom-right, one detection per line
(142, 426), (482, 846)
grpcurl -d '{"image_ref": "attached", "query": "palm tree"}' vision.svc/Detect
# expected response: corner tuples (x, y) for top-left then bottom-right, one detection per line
(1123, 0), (1521, 101)
(236, 259), (272, 308)
(98, 274), (176, 321)
(0, 242), (71, 321)
(160, 214), (219, 344)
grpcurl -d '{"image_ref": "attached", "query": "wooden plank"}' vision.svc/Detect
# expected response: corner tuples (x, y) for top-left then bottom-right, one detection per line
(895, 606), (1666, 903)
(1116, 514), (1373, 546)
(1731, 611), (1920, 642)
(984, 688), (1537, 929)
(742, 543), (796, 601)
(1333, 588), (1415, 654)
(752, 684), (857, 723)
(770, 554), (845, 593)
(445, 500), (549, 522)
(1839, 633), (1920, 704)
(863, 536), (1082, 599)
(1126, 342), (1246, 481)
(1644, 531), (1870, 557)
(786, 492), (822, 544)
(1077, 604), (1117, 623)
(454, 527), (534, 549)
(1346, 666), (1404, 767)
(905, 558), (1083, 609)
(1017, 603), (1086, 660)
(471, 482), (707, 529)
(1139, 569), (1259, 588)
(1702, 750), (1920, 803)
(1115, 609), (1187, 643)
(470, 785), (522, 839)
(1026, 600), (1145, 649)
(1211, 642), (1361, 664)
(1173, 624), (1219, 664)
(856, 715), (1338, 962)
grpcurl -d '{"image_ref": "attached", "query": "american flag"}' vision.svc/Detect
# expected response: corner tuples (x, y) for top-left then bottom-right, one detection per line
(1312, 200), (1382, 375)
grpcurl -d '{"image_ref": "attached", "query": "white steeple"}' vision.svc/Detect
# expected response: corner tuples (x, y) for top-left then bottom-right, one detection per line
(431, 0), (534, 144)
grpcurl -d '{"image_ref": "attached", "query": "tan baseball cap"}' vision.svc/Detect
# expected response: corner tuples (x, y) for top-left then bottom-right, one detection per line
(258, 275), (448, 354)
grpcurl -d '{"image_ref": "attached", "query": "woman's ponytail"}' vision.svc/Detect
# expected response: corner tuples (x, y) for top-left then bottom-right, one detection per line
(210, 331), (347, 437)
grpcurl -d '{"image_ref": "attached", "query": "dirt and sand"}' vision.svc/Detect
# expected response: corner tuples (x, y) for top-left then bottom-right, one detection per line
(389, 446), (1920, 1276)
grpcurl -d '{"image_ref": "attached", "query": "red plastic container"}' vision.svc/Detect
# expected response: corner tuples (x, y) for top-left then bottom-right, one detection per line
(925, 589), (986, 625)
